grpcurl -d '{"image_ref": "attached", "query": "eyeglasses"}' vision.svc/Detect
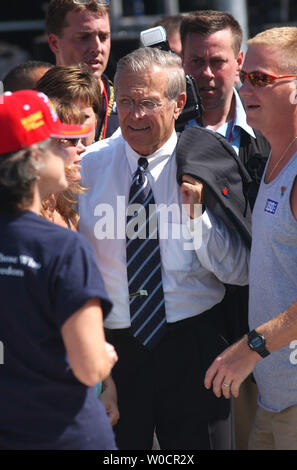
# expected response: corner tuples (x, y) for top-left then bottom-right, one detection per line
(239, 70), (297, 87)
(56, 138), (81, 147)
(117, 98), (164, 115)
(73, 0), (110, 5)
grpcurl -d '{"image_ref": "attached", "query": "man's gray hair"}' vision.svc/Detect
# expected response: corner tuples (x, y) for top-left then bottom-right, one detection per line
(114, 47), (186, 101)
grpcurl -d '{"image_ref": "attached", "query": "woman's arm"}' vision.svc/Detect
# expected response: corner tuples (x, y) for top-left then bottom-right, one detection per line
(61, 297), (118, 386)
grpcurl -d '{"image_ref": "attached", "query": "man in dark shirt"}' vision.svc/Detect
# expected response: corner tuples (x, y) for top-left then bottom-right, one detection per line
(46, 0), (118, 140)
(180, 10), (270, 207)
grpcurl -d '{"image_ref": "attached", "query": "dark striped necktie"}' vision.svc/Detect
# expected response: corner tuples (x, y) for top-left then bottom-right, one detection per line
(126, 157), (167, 349)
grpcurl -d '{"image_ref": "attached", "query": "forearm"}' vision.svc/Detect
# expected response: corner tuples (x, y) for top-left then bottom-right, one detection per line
(205, 299), (297, 399)
(189, 209), (249, 285)
(253, 299), (297, 353)
(61, 298), (117, 386)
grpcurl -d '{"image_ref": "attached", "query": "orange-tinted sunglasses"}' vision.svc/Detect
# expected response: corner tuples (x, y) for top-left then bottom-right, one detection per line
(239, 70), (297, 87)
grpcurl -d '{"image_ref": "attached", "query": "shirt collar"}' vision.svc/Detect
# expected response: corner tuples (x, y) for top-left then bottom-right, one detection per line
(232, 87), (255, 138)
(125, 131), (177, 180)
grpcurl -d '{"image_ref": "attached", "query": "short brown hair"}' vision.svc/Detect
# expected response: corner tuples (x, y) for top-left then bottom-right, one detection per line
(35, 65), (101, 117)
(151, 14), (183, 39)
(45, 0), (109, 36)
(180, 10), (243, 56)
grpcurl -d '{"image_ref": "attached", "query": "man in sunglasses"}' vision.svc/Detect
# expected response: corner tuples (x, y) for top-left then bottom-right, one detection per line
(46, 0), (118, 140)
(180, 10), (271, 450)
(205, 26), (297, 450)
(181, 10), (270, 209)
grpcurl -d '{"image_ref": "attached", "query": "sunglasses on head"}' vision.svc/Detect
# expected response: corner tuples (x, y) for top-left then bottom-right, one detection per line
(73, 0), (110, 4)
(239, 70), (297, 87)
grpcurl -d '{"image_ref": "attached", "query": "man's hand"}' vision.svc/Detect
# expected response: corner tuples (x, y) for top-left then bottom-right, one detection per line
(180, 174), (204, 219)
(100, 375), (120, 426)
(204, 335), (261, 399)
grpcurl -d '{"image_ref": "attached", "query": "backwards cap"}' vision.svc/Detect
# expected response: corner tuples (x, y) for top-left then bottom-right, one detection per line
(0, 89), (91, 155)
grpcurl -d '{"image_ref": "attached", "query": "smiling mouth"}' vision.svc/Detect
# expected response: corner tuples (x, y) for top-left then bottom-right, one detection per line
(128, 126), (150, 132)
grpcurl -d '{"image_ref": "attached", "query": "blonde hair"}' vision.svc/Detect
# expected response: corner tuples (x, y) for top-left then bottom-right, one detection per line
(41, 101), (87, 229)
(247, 27), (297, 73)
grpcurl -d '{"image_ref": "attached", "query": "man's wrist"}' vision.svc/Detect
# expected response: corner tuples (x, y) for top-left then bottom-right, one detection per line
(247, 329), (270, 358)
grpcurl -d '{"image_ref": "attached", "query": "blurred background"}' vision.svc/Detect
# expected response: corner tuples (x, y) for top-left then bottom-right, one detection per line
(0, 0), (296, 79)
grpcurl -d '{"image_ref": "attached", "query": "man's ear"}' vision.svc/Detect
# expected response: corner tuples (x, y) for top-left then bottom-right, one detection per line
(289, 80), (297, 105)
(48, 34), (60, 56)
(174, 92), (187, 120)
(235, 49), (244, 83)
(236, 50), (244, 70)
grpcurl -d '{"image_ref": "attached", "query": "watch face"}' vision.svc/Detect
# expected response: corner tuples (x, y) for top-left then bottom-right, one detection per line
(252, 337), (263, 348)
(248, 331), (269, 357)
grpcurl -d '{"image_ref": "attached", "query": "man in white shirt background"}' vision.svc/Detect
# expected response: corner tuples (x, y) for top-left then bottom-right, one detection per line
(78, 46), (249, 450)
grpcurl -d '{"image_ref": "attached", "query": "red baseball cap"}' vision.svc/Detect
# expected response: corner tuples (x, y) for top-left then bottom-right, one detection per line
(0, 89), (92, 155)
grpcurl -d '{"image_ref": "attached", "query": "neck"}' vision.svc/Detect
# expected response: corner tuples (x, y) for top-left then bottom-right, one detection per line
(266, 126), (297, 157)
(99, 75), (105, 94)
(28, 185), (42, 215)
(203, 93), (235, 130)
(265, 131), (297, 182)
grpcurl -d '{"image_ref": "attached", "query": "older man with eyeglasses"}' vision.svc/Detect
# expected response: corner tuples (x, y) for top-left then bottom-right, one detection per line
(78, 46), (250, 451)
(205, 26), (297, 451)
(46, 0), (118, 141)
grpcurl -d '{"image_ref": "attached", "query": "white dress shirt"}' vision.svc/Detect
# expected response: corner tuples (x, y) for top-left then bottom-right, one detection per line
(79, 131), (249, 329)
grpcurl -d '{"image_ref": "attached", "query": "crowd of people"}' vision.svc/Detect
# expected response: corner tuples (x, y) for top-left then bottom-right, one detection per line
(0, 0), (296, 451)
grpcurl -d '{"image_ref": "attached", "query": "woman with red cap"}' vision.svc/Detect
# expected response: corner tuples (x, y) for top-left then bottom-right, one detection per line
(0, 90), (118, 450)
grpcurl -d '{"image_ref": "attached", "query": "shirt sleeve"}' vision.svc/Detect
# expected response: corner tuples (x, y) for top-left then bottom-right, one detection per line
(50, 233), (112, 329)
(187, 208), (250, 286)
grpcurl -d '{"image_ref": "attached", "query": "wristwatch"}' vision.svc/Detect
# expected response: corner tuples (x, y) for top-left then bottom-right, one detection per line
(247, 329), (270, 358)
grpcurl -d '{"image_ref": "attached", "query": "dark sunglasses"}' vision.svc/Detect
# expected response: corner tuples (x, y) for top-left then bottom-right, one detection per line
(239, 70), (297, 87)
(73, 0), (109, 4)
(57, 138), (81, 146)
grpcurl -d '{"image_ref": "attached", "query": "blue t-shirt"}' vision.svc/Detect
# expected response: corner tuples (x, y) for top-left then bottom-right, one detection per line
(0, 211), (116, 450)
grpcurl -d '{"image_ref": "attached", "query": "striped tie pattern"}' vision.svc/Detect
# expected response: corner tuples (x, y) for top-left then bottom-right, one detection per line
(126, 157), (167, 349)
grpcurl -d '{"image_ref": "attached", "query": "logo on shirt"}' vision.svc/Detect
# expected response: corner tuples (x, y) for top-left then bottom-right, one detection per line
(264, 199), (278, 215)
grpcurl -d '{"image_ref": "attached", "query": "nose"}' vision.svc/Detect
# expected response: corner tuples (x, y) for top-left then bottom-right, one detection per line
(129, 103), (146, 118)
(200, 63), (215, 79)
(89, 35), (102, 54)
(77, 140), (86, 155)
(239, 78), (253, 99)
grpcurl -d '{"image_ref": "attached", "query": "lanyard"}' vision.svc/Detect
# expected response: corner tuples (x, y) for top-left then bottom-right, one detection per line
(101, 81), (109, 141)
(99, 79), (115, 141)
(228, 103), (236, 143)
